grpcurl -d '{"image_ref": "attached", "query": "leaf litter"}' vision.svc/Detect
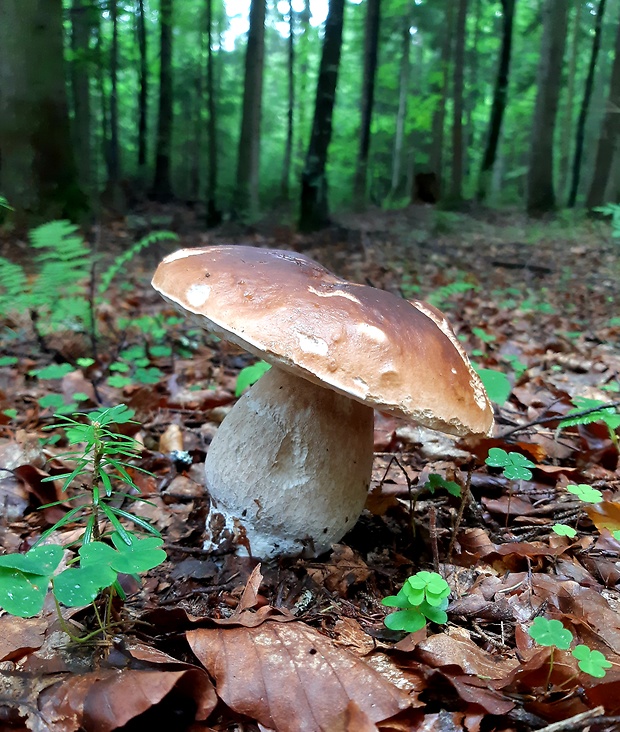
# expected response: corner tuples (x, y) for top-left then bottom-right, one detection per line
(0, 209), (619, 730)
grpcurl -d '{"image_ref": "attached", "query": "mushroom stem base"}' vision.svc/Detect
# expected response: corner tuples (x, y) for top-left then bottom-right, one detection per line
(204, 367), (375, 558)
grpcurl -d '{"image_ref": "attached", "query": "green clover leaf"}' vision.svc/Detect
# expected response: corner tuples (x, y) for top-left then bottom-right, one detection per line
(485, 448), (535, 480)
(529, 617), (573, 650)
(427, 474), (461, 497)
(384, 607), (427, 633)
(0, 544), (63, 576)
(53, 564), (117, 607)
(566, 484), (603, 504)
(0, 569), (50, 617)
(572, 644), (612, 678)
(552, 524), (577, 538)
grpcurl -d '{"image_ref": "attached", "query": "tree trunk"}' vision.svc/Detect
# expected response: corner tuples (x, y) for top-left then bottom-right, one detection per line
(448, 0), (468, 205)
(137, 0), (148, 177)
(108, 0), (121, 191)
(294, 0), (312, 176)
(280, 0), (295, 201)
(152, 0), (174, 202)
(464, 0), (481, 163)
(234, 0), (266, 220)
(205, 0), (220, 226)
(389, 9), (412, 198)
(476, 0), (516, 202)
(353, 0), (381, 205)
(298, 0), (345, 232)
(0, 0), (87, 223)
(526, 0), (569, 216)
(70, 0), (93, 196)
(430, 2), (455, 195)
(586, 14), (620, 208)
(559, 0), (581, 201)
(567, 0), (607, 208)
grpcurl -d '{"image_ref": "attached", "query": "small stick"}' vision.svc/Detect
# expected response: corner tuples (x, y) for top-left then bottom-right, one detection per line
(428, 505), (439, 573)
(533, 706), (606, 732)
(447, 471), (471, 563)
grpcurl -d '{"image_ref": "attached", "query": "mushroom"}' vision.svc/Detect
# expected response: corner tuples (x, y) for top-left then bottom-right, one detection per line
(152, 246), (494, 558)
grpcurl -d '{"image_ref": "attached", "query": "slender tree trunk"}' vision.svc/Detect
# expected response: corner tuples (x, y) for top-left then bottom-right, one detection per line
(567, 0), (607, 207)
(526, 0), (569, 216)
(70, 0), (93, 196)
(189, 13), (206, 201)
(559, 0), (581, 201)
(137, 0), (148, 176)
(234, 0), (266, 220)
(0, 0), (87, 223)
(205, 0), (220, 225)
(280, 0), (295, 201)
(353, 0), (381, 205)
(430, 2), (455, 195)
(108, 0), (121, 191)
(152, 0), (174, 202)
(449, 0), (468, 205)
(586, 15), (620, 208)
(464, 0), (481, 163)
(95, 15), (112, 185)
(390, 8), (412, 198)
(477, 0), (516, 202)
(299, 0), (345, 232)
(294, 0), (312, 176)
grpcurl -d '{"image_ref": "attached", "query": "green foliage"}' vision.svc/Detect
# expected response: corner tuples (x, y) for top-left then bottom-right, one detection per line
(0, 219), (177, 334)
(572, 645), (612, 678)
(235, 361), (272, 396)
(427, 281), (477, 309)
(566, 483), (603, 504)
(425, 473), (461, 498)
(0, 195), (13, 210)
(382, 571), (450, 633)
(558, 397), (620, 452)
(551, 524), (577, 538)
(593, 203), (620, 238)
(529, 617), (573, 650)
(476, 368), (511, 406)
(485, 448), (535, 480)
(0, 404), (165, 622)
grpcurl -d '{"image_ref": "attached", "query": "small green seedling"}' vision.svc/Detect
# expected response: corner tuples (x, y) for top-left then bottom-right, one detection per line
(426, 473), (461, 498)
(235, 361), (271, 396)
(0, 404), (166, 634)
(382, 571), (450, 633)
(528, 617), (611, 682)
(485, 448), (535, 480)
(551, 524), (577, 538)
(566, 483), (603, 504)
(476, 368), (511, 406)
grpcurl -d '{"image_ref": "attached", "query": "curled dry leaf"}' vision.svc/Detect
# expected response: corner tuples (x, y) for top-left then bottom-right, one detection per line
(37, 668), (217, 732)
(0, 615), (47, 662)
(187, 620), (411, 732)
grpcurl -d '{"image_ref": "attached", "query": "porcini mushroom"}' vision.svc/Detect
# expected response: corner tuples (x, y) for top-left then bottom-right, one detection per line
(152, 246), (493, 558)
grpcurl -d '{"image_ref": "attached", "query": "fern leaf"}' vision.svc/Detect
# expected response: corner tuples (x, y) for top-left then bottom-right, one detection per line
(0, 258), (29, 313)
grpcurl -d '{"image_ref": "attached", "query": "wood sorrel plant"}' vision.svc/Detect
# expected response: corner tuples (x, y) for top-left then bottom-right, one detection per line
(0, 404), (166, 633)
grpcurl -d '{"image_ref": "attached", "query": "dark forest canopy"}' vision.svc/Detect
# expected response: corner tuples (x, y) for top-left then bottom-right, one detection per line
(0, 0), (619, 227)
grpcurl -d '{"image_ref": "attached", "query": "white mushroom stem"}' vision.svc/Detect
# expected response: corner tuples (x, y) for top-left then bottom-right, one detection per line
(204, 367), (375, 558)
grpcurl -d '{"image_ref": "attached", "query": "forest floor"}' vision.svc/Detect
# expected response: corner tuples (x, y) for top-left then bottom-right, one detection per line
(0, 204), (619, 731)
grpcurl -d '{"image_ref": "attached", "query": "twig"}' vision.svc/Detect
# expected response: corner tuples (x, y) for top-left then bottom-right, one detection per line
(500, 401), (620, 438)
(447, 471), (471, 563)
(428, 505), (439, 573)
(533, 706), (605, 732)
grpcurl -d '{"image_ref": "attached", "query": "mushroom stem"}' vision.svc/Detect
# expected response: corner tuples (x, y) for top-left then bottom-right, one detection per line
(204, 367), (375, 558)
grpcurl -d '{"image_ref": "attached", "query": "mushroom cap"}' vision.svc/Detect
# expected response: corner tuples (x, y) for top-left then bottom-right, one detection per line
(152, 246), (494, 436)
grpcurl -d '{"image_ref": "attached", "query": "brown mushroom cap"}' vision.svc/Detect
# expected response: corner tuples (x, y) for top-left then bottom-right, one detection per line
(152, 245), (494, 436)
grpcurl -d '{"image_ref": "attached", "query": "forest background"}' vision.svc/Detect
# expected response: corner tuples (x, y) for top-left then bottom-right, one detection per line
(1, 0), (619, 232)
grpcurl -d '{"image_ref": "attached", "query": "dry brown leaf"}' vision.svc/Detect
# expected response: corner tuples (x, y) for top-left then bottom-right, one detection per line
(306, 545), (371, 596)
(187, 620), (411, 732)
(585, 501), (620, 534)
(38, 668), (216, 732)
(0, 616), (47, 662)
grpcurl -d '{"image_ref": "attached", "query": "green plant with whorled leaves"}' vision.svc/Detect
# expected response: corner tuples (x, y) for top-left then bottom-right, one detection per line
(0, 405), (165, 636)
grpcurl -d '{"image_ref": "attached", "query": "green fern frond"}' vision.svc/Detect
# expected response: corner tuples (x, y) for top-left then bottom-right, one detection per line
(99, 230), (177, 295)
(0, 258), (28, 312)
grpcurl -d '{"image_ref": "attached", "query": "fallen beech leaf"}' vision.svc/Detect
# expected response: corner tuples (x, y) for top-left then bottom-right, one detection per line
(327, 701), (379, 732)
(38, 668), (216, 732)
(187, 621), (411, 731)
(0, 615), (47, 662)
(306, 545), (371, 596)
(585, 501), (620, 534)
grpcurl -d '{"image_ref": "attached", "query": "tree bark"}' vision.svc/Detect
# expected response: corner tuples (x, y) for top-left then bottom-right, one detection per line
(70, 0), (93, 196)
(294, 0), (312, 176)
(234, 0), (266, 220)
(526, 0), (569, 216)
(477, 0), (516, 202)
(430, 2), (455, 195)
(448, 0), (468, 205)
(0, 0), (87, 223)
(137, 0), (148, 176)
(389, 9), (412, 198)
(108, 0), (121, 191)
(298, 0), (345, 232)
(280, 0), (295, 201)
(205, 0), (220, 226)
(559, 0), (581, 201)
(586, 14), (620, 208)
(353, 0), (381, 205)
(567, 0), (607, 207)
(152, 0), (174, 202)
